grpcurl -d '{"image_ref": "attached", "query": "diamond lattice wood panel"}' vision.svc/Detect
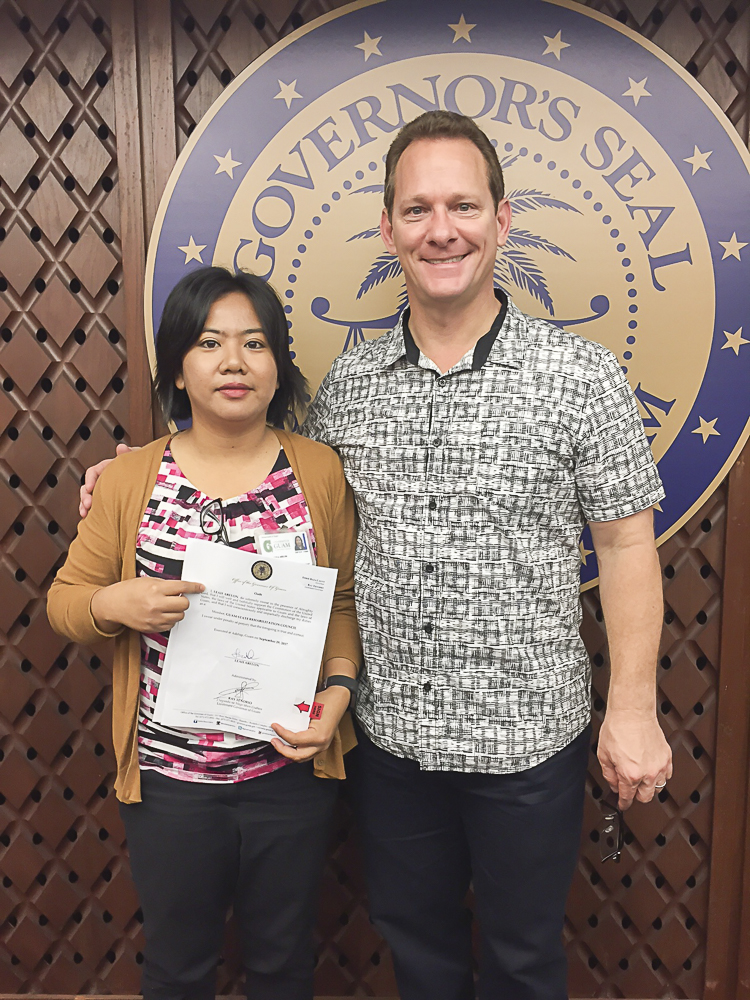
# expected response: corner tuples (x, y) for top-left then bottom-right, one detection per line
(568, 489), (725, 999)
(582, 0), (750, 144)
(172, 0), (352, 151)
(1, 0), (748, 996)
(0, 0), (141, 993)
(564, 5), (748, 993)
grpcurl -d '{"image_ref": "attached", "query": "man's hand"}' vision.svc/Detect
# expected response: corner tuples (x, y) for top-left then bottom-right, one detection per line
(90, 578), (205, 634)
(597, 708), (673, 810)
(270, 685), (351, 762)
(79, 444), (134, 518)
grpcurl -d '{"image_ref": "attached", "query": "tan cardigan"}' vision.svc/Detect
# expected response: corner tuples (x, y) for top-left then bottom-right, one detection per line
(47, 430), (361, 803)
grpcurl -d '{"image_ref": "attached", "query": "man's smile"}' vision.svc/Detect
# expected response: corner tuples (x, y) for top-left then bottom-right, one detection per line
(423, 253), (469, 265)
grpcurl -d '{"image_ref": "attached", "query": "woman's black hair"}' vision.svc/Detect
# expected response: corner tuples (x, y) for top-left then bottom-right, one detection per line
(153, 266), (308, 427)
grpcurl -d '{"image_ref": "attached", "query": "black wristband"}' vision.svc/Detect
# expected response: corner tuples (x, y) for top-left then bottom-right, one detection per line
(322, 674), (358, 712)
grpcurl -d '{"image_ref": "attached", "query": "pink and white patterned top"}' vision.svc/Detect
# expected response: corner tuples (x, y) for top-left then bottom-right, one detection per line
(135, 442), (315, 783)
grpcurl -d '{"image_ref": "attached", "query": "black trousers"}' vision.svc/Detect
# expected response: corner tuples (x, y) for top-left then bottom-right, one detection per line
(350, 724), (590, 1000)
(120, 764), (337, 1000)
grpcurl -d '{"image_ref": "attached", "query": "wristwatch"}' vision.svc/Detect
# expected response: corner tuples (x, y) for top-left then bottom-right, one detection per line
(322, 674), (358, 712)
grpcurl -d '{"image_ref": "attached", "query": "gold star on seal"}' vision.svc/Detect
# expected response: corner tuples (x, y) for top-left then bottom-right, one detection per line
(718, 232), (748, 261)
(274, 79), (303, 109)
(683, 146), (712, 175)
(542, 31), (570, 60)
(692, 417), (720, 444)
(623, 77), (651, 106)
(579, 540), (594, 566)
(177, 236), (207, 264)
(448, 15), (475, 42)
(213, 149), (241, 179)
(722, 327), (749, 356)
(355, 31), (382, 61)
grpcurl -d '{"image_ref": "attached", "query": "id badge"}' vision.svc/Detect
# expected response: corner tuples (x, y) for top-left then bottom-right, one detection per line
(255, 527), (315, 564)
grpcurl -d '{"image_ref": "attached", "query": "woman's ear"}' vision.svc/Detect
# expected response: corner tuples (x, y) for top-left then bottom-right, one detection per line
(175, 372), (185, 390)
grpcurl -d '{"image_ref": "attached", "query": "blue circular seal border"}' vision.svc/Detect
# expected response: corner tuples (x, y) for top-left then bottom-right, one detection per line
(146, 0), (750, 588)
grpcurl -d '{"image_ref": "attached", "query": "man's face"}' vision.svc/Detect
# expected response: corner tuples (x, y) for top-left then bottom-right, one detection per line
(381, 138), (511, 311)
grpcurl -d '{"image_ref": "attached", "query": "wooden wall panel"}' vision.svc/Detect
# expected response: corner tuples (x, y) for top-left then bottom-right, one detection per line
(1, 0), (749, 997)
(0, 0), (144, 992)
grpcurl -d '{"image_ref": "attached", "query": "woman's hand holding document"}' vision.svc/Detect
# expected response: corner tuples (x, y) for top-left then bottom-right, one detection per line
(153, 538), (337, 741)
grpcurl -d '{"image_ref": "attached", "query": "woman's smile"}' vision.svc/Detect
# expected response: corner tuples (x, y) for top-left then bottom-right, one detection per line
(217, 382), (252, 399)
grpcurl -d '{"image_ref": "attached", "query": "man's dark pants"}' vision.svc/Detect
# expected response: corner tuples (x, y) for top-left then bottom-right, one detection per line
(349, 723), (590, 1000)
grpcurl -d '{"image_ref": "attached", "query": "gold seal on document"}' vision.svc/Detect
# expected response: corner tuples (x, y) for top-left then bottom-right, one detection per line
(251, 560), (273, 581)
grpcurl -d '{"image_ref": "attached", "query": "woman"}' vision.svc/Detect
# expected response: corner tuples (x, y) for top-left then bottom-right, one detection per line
(47, 266), (360, 1000)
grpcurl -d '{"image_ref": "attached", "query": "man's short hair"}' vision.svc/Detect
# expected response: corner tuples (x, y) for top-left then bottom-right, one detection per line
(383, 111), (505, 218)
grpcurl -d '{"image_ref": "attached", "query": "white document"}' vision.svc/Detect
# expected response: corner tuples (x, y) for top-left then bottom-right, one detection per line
(153, 538), (337, 741)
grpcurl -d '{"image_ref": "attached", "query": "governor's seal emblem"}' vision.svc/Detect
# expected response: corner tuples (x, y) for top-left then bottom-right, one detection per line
(146, 0), (750, 587)
(251, 560), (273, 582)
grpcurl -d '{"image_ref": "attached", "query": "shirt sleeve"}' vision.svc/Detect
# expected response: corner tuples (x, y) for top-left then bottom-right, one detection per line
(47, 460), (127, 643)
(320, 450), (361, 670)
(574, 346), (665, 522)
(300, 371), (334, 446)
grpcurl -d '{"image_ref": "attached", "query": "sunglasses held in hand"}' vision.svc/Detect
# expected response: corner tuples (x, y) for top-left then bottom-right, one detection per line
(599, 800), (625, 863)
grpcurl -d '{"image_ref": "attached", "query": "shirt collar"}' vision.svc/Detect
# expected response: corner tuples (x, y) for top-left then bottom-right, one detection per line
(381, 288), (525, 372)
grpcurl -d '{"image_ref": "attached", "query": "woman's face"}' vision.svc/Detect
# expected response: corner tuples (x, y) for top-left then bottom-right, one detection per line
(176, 291), (279, 428)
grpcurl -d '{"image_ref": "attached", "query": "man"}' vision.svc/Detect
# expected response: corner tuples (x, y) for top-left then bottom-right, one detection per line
(82, 111), (671, 999)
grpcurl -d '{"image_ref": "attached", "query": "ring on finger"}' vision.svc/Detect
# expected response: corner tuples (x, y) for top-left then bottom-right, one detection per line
(655, 781), (667, 788)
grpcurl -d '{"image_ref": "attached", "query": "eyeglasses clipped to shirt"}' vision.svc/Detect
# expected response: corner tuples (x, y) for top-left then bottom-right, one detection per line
(199, 497), (229, 545)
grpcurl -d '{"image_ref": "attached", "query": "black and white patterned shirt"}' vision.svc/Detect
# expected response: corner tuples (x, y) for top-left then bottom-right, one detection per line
(304, 292), (664, 773)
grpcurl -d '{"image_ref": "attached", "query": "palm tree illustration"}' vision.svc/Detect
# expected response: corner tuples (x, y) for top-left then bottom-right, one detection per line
(348, 172), (581, 318)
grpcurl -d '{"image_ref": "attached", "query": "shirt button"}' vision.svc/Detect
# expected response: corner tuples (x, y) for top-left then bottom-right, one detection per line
(423, 681), (432, 693)
(425, 564), (435, 574)
(423, 623), (433, 635)
(428, 499), (437, 511)
(433, 438), (442, 447)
